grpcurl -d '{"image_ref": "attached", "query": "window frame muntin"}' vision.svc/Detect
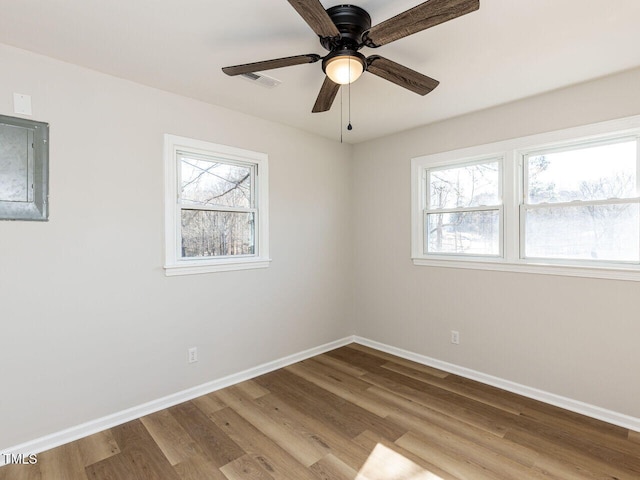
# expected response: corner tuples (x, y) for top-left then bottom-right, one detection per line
(164, 134), (270, 276)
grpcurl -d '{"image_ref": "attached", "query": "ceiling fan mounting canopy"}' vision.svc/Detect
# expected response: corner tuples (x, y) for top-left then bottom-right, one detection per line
(319, 4), (371, 51)
(221, 0), (480, 113)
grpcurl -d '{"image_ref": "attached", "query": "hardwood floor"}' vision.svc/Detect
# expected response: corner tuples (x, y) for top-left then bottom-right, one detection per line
(2, 344), (639, 479)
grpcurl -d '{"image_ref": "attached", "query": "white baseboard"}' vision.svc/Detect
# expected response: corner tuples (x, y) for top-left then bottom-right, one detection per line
(0, 336), (356, 466)
(3, 334), (638, 466)
(353, 336), (640, 433)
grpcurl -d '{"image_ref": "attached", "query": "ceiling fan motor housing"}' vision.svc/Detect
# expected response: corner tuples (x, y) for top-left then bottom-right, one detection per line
(320, 5), (372, 51)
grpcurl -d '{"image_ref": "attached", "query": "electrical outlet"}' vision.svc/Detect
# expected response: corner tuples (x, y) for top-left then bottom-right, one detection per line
(451, 330), (460, 345)
(188, 347), (198, 364)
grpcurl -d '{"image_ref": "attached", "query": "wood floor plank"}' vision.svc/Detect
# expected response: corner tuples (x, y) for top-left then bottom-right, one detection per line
(0, 463), (41, 480)
(215, 385), (328, 467)
(397, 430), (504, 480)
(253, 393), (372, 472)
(169, 401), (244, 469)
(255, 369), (407, 441)
(310, 453), (360, 480)
(346, 343), (451, 378)
(325, 346), (389, 371)
(364, 375), (511, 437)
(531, 452), (627, 480)
(86, 420), (180, 480)
(232, 380), (270, 400)
(397, 416), (554, 479)
(362, 362), (522, 429)
(190, 392), (227, 418)
(208, 406), (318, 480)
(86, 450), (139, 480)
(354, 429), (458, 480)
(353, 437), (437, 480)
(38, 442), (87, 480)
(449, 372), (630, 440)
(219, 455), (273, 480)
(380, 361), (524, 415)
(298, 358), (373, 390)
(516, 396), (632, 439)
(173, 455), (227, 480)
(140, 409), (202, 465)
(386, 408), (540, 470)
(286, 360), (398, 418)
(3, 344), (638, 480)
(254, 370), (367, 438)
(517, 407), (640, 458)
(504, 411), (640, 475)
(75, 430), (120, 467)
(314, 353), (368, 377)
(504, 426), (640, 480)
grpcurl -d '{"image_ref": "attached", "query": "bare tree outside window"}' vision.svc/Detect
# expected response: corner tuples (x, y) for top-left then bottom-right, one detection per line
(524, 140), (639, 262)
(426, 160), (501, 256)
(179, 155), (256, 258)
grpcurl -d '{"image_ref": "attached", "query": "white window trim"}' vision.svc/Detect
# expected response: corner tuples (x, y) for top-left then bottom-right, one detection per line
(164, 134), (270, 276)
(411, 114), (640, 282)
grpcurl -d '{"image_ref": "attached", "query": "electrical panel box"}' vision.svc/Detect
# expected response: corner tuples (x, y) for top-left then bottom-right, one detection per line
(0, 114), (49, 221)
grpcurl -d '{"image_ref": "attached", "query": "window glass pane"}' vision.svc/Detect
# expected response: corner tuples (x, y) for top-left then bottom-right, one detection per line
(527, 140), (637, 204)
(181, 210), (255, 257)
(429, 161), (500, 209)
(426, 210), (500, 255)
(524, 203), (640, 262)
(180, 156), (252, 208)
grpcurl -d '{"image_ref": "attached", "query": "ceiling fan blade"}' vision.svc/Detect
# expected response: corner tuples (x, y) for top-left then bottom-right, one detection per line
(287, 0), (340, 39)
(312, 77), (340, 113)
(366, 56), (439, 95)
(222, 54), (321, 76)
(364, 0), (479, 47)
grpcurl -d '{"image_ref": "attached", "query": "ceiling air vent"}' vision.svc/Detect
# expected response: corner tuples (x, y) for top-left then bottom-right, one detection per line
(240, 72), (282, 89)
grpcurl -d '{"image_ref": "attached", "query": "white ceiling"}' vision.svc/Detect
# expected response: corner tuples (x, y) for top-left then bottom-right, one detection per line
(1, 0), (640, 143)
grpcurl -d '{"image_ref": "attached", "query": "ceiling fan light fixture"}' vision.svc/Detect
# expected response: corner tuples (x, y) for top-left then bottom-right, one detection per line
(323, 52), (365, 85)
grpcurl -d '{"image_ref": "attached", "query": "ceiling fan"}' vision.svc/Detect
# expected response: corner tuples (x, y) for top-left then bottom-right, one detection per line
(222, 0), (480, 113)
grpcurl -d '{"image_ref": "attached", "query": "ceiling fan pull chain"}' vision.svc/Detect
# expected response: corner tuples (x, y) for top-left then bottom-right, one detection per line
(340, 84), (344, 143)
(347, 87), (353, 131)
(347, 58), (353, 131)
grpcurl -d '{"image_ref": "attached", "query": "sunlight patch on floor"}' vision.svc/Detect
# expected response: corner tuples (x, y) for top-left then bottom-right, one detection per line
(356, 443), (444, 480)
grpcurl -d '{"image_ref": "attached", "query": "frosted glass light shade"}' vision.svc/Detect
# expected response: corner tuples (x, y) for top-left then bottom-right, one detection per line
(325, 55), (364, 85)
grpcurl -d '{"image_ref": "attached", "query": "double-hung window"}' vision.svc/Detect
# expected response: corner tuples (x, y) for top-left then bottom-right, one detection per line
(164, 135), (269, 275)
(521, 138), (639, 264)
(424, 159), (502, 257)
(412, 115), (640, 280)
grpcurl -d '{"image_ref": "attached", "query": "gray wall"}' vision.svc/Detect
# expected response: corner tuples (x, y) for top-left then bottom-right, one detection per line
(0, 44), (354, 449)
(352, 67), (640, 418)
(2, 41), (640, 450)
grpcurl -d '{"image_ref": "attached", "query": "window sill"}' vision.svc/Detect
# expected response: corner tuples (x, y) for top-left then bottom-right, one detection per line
(164, 257), (271, 276)
(412, 257), (640, 282)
